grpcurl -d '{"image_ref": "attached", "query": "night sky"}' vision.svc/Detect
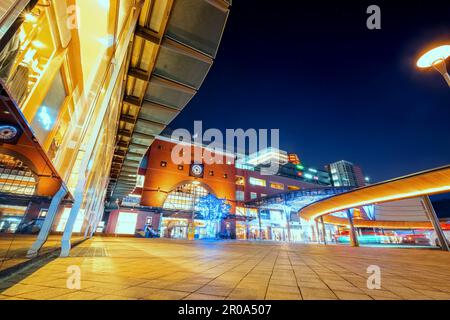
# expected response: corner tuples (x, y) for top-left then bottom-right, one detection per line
(170, 0), (450, 183)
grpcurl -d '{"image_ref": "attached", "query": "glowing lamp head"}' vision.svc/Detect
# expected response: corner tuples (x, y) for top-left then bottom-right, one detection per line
(416, 45), (450, 68)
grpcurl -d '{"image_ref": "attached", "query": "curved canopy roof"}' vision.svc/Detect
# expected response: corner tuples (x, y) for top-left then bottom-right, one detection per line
(108, 0), (231, 200)
(299, 165), (450, 222)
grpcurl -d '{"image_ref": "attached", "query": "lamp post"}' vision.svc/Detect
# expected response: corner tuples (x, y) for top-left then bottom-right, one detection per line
(416, 45), (450, 87)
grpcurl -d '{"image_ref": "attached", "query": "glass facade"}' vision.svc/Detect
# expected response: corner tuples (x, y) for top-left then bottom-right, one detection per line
(0, 0), (140, 272)
(0, 0), (231, 273)
(0, 154), (37, 195)
(163, 183), (209, 211)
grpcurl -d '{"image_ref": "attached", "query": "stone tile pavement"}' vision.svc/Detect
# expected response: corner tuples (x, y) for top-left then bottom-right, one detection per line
(1, 237), (450, 300)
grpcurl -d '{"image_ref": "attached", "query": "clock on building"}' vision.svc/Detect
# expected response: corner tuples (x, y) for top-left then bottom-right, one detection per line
(189, 164), (204, 178)
(0, 124), (21, 144)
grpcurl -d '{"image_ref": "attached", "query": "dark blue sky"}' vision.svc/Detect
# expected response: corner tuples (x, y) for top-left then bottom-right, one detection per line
(171, 0), (450, 183)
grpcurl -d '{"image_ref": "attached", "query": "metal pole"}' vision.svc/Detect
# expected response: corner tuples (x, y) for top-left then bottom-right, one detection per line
(422, 196), (449, 251)
(284, 206), (292, 242)
(432, 60), (450, 87)
(346, 209), (359, 247)
(320, 216), (327, 245)
(315, 219), (321, 243)
(158, 210), (164, 237)
(258, 209), (263, 240)
(27, 185), (67, 258)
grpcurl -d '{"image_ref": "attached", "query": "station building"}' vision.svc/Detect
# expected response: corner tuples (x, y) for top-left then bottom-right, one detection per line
(104, 135), (333, 241)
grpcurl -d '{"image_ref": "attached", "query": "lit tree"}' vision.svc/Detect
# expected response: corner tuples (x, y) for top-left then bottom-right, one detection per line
(197, 194), (231, 238)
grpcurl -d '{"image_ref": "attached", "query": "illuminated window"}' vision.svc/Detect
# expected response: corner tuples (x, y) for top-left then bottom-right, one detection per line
(288, 185), (300, 191)
(39, 209), (48, 218)
(236, 190), (244, 201)
(1, 6), (57, 107)
(235, 176), (245, 186)
(249, 177), (266, 187)
(247, 208), (258, 217)
(260, 210), (271, 220)
(270, 210), (283, 222)
(56, 208), (85, 233)
(136, 175), (145, 188)
(261, 193), (267, 198)
(0, 204), (29, 233)
(236, 207), (246, 216)
(30, 70), (68, 146)
(115, 212), (138, 235)
(0, 154), (37, 195)
(270, 182), (284, 190)
(163, 182), (209, 211)
(250, 192), (257, 199)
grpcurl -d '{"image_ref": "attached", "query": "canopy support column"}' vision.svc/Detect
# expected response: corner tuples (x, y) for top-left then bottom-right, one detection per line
(320, 216), (327, 245)
(422, 196), (449, 251)
(346, 209), (359, 247)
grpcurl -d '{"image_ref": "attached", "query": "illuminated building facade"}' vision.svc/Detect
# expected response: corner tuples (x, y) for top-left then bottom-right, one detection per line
(326, 160), (366, 187)
(288, 153), (300, 165)
(0, 0), (231, 273)
(104, 135), (332, 241)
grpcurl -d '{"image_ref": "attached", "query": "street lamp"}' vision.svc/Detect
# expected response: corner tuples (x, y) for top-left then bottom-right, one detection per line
(416, 45), (450, 87)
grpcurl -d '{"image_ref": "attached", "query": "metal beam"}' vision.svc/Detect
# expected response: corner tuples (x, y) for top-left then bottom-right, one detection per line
(118, 129), (132, 138)
(123, 95), (141, 107)
(129, 68), (151, 81)
(422, 196), (450, 251)
(120, 114), (137, 124)
(135, 25), (160, 44)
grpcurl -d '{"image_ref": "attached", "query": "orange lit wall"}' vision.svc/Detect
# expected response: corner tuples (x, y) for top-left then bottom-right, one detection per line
(141, 139), (237, 212)
(0, 127), (62, 197)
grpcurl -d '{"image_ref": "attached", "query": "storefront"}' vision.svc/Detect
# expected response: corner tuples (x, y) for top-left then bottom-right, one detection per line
(160, 217), (223, 240)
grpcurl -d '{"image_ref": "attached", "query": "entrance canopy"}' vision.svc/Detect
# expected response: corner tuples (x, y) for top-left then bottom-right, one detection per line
(245, 187), (353, 212)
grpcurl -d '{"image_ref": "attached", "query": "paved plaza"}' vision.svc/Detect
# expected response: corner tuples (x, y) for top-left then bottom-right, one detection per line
(1, 237), (450, 300)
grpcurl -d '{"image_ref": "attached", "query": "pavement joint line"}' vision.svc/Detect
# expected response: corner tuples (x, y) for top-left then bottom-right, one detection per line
(330, 258), (438, 298)
(224, 246), (277, 299)
(263, 250), (280, 300)
(287, 251), (303, 300)
(190, 247), (270, 298)
(293, 251), (340, 300)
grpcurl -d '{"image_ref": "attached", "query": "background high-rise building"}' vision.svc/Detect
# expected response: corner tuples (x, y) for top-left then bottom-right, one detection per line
(288, 153), (301, 165)
(326, 160), (366, 187)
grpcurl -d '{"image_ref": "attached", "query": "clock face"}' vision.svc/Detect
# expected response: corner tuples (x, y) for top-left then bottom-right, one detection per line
(0, 125), (18, 141)
(192, 164), (203, 175)
(190, 164), (204, 178)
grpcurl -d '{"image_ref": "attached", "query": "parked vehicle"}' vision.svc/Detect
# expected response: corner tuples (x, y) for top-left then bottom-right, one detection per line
(401, 234), (431, 245)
